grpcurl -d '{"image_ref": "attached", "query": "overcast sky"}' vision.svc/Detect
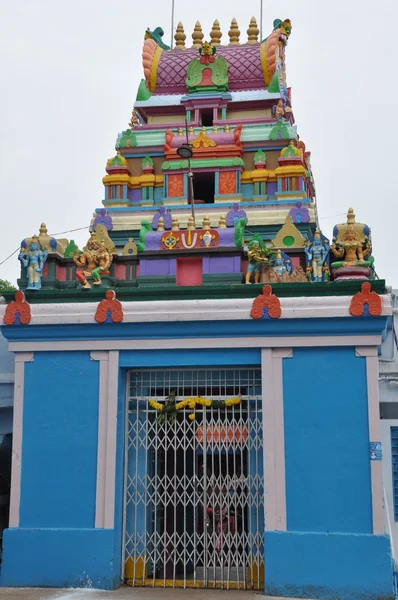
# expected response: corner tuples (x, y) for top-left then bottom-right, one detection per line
(0, 0), (396, 287)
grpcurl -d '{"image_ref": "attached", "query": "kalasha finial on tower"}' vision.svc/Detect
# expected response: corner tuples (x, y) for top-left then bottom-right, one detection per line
(228, 18), (240, 45)
(192, 21), (204, 49)
(210, 19), (222, 46)
(174, 22), (186, 50)
(247, 16), (259, 44)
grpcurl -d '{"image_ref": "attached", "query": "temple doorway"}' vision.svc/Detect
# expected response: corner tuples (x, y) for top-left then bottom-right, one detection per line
(193, 172), (215, 204)
(124, 368), (264, 589)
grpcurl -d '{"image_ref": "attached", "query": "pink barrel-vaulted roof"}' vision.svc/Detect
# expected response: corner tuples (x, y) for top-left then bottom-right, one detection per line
(154, 44), (264, 94)
(141, 19), (291, 96)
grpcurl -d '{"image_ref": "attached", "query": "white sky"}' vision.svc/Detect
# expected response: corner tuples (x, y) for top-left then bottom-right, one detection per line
(0, 0), (396, 286)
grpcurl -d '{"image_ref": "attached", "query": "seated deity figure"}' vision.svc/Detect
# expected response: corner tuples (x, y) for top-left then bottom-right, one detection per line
(330, 208), (374, 280)
(73, 233), (113, 289)
(18, 235), (48, 290)
(271, 250), (290, 279)
(304, 230), (330, 282)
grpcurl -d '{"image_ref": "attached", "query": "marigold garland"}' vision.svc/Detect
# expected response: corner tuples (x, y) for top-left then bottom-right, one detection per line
(149, 393), (241, 423)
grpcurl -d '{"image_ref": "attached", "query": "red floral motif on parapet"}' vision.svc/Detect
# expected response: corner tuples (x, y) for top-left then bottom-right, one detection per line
(168, 174), (184, 198)
(349, 282), (383, 317)
(95, 290), (124, 323)
(3, 291), (31, 325)
(219, 171), (236, 195)
(250, 285), (282, 320)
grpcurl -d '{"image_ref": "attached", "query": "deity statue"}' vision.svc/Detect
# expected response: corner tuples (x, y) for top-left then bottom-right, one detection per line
(271, 250), (289, 278)
(73, 233), (113, 289)
(245, 241), (269, 284)
(18, 235), (48, 290)
(330, 208), (374, 280)
(272, 98), (292, 121)
(304, 229), (330, 282)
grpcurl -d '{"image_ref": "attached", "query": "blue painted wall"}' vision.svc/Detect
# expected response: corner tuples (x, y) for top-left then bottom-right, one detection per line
(283, 347), (372, 534)
(19, 352), (99, 528)
(1, 317), (387, 343)
(264, 531), (394, 600)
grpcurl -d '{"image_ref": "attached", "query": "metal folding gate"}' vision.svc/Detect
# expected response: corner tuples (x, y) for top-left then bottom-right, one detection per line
(124, 368), (264, 589)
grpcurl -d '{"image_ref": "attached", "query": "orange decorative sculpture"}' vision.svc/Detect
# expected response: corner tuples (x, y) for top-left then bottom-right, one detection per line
(349, 282), (383, 317)
(250, 285), (282, 319)
(3, 291), (31, 326)
(95, 290), (124, 323)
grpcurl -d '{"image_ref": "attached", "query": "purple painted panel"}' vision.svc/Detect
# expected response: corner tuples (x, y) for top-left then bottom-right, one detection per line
(217, 229), (235, 247)
(233, 255), (241, 272)
(207, 256), (236, 274)
(145, 232), (162, 251)
(129, 188), (141, 203)
(140, 259), (177, 276)
(140, 259), (171, 276)
(266, 181), (277, 197)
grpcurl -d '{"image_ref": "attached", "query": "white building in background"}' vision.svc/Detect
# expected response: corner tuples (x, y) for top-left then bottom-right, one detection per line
(380, 290), (398, 565)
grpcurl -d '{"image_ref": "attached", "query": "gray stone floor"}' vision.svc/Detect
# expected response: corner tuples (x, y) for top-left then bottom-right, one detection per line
(0, 589), (294, 600)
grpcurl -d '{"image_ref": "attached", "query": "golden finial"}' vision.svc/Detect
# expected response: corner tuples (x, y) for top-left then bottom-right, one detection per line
(157, 217), (165, 232)
(171, 216), (180, 231)
(247, 17), (259, 44)
(202, 125), (207, 133)
(210, 19), (222, 46)
(189, 126), (194, 135)
(213, 125), (219, 133)
(228, 18), (240, 45)
(192, 21), (204, 49)
(225, 124), (230, 133)
(347, 208), (356, 225)
(218, 215), (227, 228)
(187, 216), (195, 230)
(202, 215), (211, 229)
(178, 127), (183, 136)
(39, 223), (48, 236)
(174, 22), (186, 50)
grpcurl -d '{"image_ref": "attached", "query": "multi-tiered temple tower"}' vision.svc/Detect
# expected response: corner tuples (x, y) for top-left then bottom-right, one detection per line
(0, 17), (394, 600)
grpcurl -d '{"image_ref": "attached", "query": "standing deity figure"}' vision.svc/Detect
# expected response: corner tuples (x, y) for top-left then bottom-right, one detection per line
(304, 230), (330, 282)
(246, 241), (268, 284)
(73, 234), (113, 289)
(18, 235), (48, 290)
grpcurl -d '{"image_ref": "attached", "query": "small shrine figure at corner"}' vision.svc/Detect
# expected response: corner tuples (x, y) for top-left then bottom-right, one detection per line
(330, 208), (374, 281)
(18, 236), (48, 290)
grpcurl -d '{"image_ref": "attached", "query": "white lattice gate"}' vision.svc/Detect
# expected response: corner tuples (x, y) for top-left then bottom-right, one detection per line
(124, 368), (264, 589)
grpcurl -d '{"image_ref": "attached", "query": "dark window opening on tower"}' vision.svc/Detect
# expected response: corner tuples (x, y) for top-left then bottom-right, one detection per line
(193, 172), (215, 204)
(201, 110), (214, 127)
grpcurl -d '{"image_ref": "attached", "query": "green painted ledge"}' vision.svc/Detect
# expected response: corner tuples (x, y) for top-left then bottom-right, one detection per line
(1, 280), (387, 305)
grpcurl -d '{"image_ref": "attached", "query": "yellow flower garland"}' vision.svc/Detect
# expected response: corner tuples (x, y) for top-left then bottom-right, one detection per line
(149, 395), (241, 421)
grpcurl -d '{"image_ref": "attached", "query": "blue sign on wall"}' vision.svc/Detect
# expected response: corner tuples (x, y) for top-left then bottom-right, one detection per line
(370, 442), (382, 461)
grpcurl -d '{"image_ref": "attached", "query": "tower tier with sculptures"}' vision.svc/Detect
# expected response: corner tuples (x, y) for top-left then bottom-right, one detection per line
(11, 16), (380, 297)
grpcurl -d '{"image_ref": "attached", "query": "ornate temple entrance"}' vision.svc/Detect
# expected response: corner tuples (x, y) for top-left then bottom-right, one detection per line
(124, 368), (264, 590)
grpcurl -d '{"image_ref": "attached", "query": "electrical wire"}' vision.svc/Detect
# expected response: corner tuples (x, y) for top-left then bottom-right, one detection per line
(0, 211), (368, 267)
(0, 226), (90, 267)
